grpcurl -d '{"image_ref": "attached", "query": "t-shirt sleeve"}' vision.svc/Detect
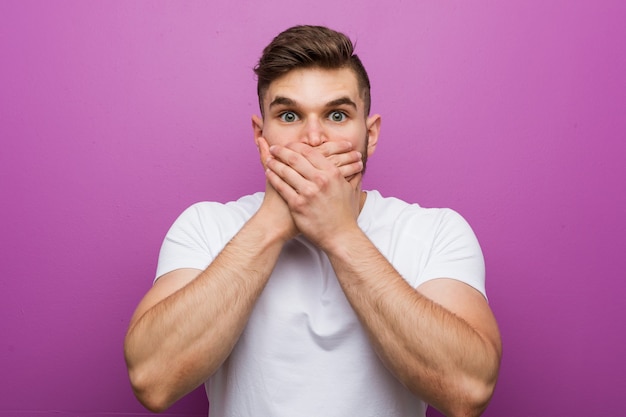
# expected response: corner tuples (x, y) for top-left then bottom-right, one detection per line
(419, 209), (487, 298)
(155, 203), (220, 282)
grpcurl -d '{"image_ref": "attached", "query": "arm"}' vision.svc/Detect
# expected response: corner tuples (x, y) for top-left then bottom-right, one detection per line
(266, 143), (501, 417)
(325, 230), (501, 417)
(124, 139), (363, 412)
(124, 198), (290, 412)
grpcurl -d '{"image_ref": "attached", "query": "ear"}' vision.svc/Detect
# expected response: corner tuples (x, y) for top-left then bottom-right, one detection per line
(365, 114), (381, 156)
(251, 114), (264, 147)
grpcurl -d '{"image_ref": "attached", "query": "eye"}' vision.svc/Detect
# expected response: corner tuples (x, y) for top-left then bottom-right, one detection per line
(279, 111), (299, 123)
(328, 111), (347, 122)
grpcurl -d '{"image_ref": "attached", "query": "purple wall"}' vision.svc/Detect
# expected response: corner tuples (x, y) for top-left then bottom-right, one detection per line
(1, 1), (624, 416)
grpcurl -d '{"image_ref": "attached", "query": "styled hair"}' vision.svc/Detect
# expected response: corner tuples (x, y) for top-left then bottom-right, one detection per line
(254, 25), (371, 116)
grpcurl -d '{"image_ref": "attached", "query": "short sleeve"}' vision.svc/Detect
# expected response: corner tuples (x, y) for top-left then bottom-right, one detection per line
(419, 209), (486, 298)
(155, 204), (218, 281)
(154, 194), (263, 282)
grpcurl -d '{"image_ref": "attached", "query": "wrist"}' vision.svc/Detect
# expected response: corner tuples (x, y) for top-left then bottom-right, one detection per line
(319, 224), (364, 257)
(254, 200), (297, 244)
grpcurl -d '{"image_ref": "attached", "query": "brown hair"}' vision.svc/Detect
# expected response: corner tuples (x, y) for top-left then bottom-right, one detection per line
(254, 25), (371, 116)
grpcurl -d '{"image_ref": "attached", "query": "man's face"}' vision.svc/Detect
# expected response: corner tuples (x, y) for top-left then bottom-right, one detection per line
(253, 67), (380, 163)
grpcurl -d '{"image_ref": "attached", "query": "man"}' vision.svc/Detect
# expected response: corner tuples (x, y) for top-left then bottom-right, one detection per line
(124, 25), (501, 417)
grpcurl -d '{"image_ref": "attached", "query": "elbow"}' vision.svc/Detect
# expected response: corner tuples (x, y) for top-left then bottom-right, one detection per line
(413, 371), (498, 417)
(124, 334), (176, 413)
(434, 354), (501, 417)
(437, 386), (495, 417)
(450, 363), (500, 417)
(125, 345), (176, 413)
(127, 365), (175, 413)
(455, 337), (502, 417)
(459, 378), (498, 417)
(136, 394), (171, 414)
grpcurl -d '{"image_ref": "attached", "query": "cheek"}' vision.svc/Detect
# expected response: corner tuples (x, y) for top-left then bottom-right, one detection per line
(261, 126), (293, 147)
(327, 125), (365, 142)
(341, 128), (369, 153)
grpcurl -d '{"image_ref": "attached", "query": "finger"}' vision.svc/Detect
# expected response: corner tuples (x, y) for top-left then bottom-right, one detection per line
(265, 162), (300, 201)
(266, 153), (313, 193)
(257, 137), (272, 169)
(278, 142), (358, 171)
(338, 159), (364, 179)
(348, 172), (363, 191)
(327, 150), (362, 169)
(270, 144), (331, 176)
(316, 141), (353, 157)
(267, 147), (344, 203)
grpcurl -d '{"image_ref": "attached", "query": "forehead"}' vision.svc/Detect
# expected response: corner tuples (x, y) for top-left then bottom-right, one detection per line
(264, 67), (363, 110)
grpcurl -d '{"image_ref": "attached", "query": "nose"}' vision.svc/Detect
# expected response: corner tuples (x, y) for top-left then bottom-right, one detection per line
(302, 116), (327, 146)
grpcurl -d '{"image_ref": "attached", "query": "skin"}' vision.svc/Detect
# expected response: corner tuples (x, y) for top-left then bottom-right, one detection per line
(124, 67), (501, 417)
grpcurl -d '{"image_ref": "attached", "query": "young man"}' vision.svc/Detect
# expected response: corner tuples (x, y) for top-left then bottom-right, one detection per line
(124, 25), (501, 417)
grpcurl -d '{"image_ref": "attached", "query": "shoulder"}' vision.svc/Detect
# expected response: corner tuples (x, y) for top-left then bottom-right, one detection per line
(155, 193), (264, 279)
(183, 192), (264, 216)
(365, 191), (485, 295)
(163, 192), (264, 249)
(363, 190), (469, 233)
(174, 193), (264, 227)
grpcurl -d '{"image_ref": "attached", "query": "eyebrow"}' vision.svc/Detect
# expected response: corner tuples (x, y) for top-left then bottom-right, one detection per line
(269, 96), (297, 109)
(326, 97), (357, 110)
(269, 96), (358, 111)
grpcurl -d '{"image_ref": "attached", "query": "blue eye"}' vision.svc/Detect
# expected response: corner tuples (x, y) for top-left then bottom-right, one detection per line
(280, 111), (299, 123)
(329, 111), (347, 122)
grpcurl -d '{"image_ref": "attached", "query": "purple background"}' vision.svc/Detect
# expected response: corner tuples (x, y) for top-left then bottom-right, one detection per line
(1, 1), (625, 416)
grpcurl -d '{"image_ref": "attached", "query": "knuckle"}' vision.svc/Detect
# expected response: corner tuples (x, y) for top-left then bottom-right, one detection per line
(318, 174), (331, 188)
(301, 146), (316, 158)
(292, 195), (308, 210)
(311, 172), (329, 188)
(317, 142), (331, 156)
(300, 183), (318, 196)
(285, 153), (299, 166)
(326, 155), (338, 165)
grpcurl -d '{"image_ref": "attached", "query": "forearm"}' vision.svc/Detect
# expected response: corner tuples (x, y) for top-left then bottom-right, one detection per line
(325, 229), (500, 417)
(124, 212), (286, 412)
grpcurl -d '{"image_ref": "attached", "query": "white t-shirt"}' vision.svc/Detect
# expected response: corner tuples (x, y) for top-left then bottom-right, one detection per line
(156, 190), (486, 417)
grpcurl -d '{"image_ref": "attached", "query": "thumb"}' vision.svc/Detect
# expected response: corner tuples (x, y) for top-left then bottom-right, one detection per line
(257, 137), (272, 170)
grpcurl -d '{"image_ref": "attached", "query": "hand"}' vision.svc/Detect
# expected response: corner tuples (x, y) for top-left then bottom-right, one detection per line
(314, 141), (364, 182)
(256, 136), (298, 242)
(265, 141), (363, 250)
